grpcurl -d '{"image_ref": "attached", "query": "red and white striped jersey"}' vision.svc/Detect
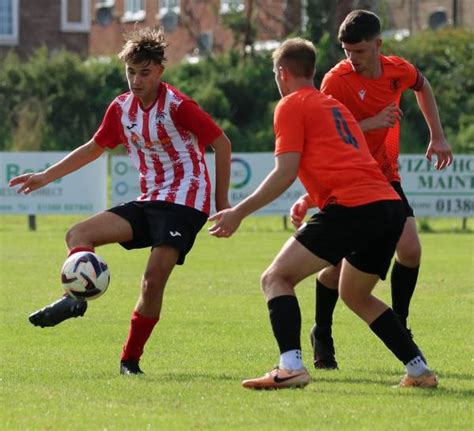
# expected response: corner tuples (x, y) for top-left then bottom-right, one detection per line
(94, 82), (222, 214)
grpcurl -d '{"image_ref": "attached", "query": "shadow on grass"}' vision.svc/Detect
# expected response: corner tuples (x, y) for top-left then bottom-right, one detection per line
(129, 371), (239, 383)
(311, 370), (474, 397)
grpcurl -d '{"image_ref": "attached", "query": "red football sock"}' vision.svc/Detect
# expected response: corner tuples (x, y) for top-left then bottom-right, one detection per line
(121, 310), (159, 361)
(68, 246), (94, 257)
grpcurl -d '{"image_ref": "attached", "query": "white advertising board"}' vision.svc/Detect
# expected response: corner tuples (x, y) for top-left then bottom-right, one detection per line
(111, 153), (474, 217)
(399, 155), (473, 217)
(111, 153), (306, 214)
(0, 152), (107, 214)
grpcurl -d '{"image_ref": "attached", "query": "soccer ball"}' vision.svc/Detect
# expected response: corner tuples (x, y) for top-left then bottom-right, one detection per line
(61, 252), (110, 300)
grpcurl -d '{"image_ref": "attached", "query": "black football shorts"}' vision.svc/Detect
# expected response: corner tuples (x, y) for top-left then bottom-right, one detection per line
(294, 200), (406, 279)
(390, 181), (415, 217)
(107, 200), (208, 265)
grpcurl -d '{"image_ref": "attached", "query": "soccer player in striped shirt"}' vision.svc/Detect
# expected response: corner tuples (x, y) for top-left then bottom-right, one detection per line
(209, 38), (438, 389)
(291, 10), (452, 370)
(9, 28), (231, 375)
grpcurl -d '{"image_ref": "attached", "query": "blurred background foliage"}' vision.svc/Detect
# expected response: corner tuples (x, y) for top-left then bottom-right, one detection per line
(0, 28), (472, 154)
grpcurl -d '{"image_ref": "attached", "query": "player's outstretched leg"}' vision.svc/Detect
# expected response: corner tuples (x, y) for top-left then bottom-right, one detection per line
(29, 294), (88, 328)
(340, 261), (437, 388)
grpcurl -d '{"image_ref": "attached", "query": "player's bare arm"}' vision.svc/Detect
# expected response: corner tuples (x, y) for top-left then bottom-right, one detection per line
(359, 103), (404, 132)
(414, 78), (453, 170)
(208, 152), (300, 238)
(209, 132), (232, 211)
(9, 139), (105, 194)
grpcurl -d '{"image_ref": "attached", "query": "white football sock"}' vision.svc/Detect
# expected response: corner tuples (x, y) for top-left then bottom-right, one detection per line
(279, 349), (303, 370)
(405, 356), (429, 377)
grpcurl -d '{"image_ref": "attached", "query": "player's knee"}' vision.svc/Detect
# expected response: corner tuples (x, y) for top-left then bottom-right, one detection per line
(319, 267), (340, 289)
(261, 266), (295, 299)
(65, 223), (87, 248)
(396, 241), (422, 266)
(260, 268), (273, 295)
(260, 267), (283, 297)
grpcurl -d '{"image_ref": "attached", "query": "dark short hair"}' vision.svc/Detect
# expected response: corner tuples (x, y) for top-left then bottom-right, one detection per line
(118, 27), (168, 65)
(272, 38), (316, 79)
(338, 10), (381, 44)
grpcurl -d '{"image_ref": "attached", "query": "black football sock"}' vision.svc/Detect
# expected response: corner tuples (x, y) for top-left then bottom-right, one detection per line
(369, 308), (421, 364)
(267, 295), (301, 354)
(315, 279), (339, 332)
(391, 261), (419, 328)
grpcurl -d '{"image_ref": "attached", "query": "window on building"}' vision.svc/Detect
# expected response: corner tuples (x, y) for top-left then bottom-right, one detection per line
(158, 0), (180, 19)
(61, 0), (91, 32)
(96, 0), (115, 8)
(122, 0), (145, 22)
(0, 0), (18, 45)
(220, 0), (244, 15)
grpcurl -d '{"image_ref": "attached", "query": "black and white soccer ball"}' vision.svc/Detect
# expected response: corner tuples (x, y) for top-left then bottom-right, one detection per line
(61, 252), (110, 300)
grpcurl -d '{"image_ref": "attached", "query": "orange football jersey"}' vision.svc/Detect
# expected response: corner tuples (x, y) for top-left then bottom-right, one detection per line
(321, 55), (424, 182)
(274, 87), (400, 209)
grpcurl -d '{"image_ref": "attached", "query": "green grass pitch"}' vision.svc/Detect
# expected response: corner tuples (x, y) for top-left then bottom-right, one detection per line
(0, 215), (473, 430)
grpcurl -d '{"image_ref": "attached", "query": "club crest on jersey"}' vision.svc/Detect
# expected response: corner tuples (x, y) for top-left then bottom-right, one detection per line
(358, 89), (366, 100)
(155, 111), (166, 124)
(390, 78), (401, 92)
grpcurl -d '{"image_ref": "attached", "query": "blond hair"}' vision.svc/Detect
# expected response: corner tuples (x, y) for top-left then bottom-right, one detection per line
(272, 38), (316, 78)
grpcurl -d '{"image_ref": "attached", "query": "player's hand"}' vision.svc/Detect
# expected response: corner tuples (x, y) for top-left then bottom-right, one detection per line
(372, 103), (403, 129)
(208, 208), (243, 238)
(290, 197), (308, 229)
(8, 172), (49, 194)
(426, 137), (453, 170)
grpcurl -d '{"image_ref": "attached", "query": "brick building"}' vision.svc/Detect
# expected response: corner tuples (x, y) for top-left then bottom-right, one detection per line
(89, 0), (474, 63)
(89, 0), (297, 64)
(0, 0), (90, 58)
(387, 0), (473, 33)
(1, 1), (472, 61)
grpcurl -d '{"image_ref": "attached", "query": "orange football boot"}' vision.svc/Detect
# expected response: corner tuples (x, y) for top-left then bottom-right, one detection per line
(241, 367), (310, 390)
(399, 370), (439, 388)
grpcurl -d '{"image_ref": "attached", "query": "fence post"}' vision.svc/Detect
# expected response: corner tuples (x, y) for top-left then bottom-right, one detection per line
(28, 214), (36, 231)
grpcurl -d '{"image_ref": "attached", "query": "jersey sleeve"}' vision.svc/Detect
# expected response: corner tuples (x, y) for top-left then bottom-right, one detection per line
(321, 73), (346, 104)
(274, 98), (305, 156)
(399, 58), (425, 91)
(174, 100), (223, 146)
(93, 101), (123, 149)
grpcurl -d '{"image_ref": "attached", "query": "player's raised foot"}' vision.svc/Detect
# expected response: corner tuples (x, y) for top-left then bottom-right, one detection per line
(241, 366), (310, 390)
(310, 325), (338, 369)
(28, 295), (88, 328)
(120, 360), (144, 375)
(399, 370), (438, 388)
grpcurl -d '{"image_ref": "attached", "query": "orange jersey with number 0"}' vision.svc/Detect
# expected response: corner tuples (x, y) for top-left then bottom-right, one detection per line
(274, 87), (400, 209)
